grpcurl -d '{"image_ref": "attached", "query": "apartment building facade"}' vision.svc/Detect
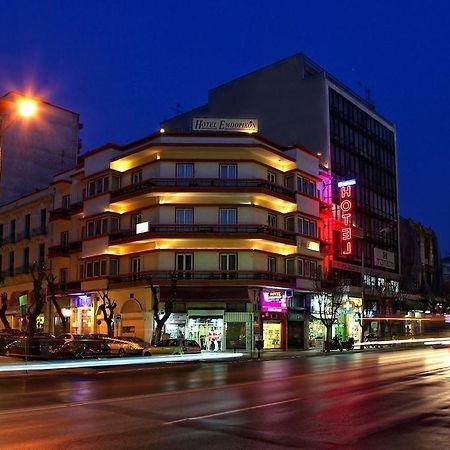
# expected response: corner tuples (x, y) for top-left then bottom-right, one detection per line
(43, 132), (321, 350)
(0, 188), (53, 330)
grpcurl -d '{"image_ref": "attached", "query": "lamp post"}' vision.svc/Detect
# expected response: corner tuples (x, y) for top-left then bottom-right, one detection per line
(0, 96), (38, 183)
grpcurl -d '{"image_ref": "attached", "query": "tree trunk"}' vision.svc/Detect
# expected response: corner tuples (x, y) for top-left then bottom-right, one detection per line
(0, 295), (10, 329)
(324, 325), (333, 352)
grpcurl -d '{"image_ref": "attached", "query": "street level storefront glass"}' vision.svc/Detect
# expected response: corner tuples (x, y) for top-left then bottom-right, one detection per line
(188, 317), (224, 351)
(225, 322), (246, 349)
(263, 322), (282, 349)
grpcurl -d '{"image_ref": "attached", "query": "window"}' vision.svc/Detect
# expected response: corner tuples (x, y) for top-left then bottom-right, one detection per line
(267, 257), (277, 273)
(176, 163), (194, 178)
(110, 259), (119, 276)
(38, 243), (45, 263)
(267, 171), (277, 184)
(298, 258), (317, 278)
(60, 268), (68, 285)
(40, 208), (47, 230)
(176, 208), (193, 231)
(10, 219), (16, 243)
(61, 231), (69, 247)
(285, 258), (295, 275)
(285, 216), (295, 232)
(219, 208), (237, 225)
(131, 213), (142, 230)
(84, 259), (107, 279)
(25, 214), (31, 239)
(284, 175), (294, 190)
(8, 251), (14, 277)
(268, 213), (277, 228)
(62, 195), (70, 209)
(176, 253), (193, 280)
(86, 217), (109, 238)
(298, 217), (318, 237)
(131, 170), (143, 184)
(111, 175), (121, 191)
(87, 176), (110, 197)
(131, 257), (141, 280)
(220, 253), (237, 279)
(110, 217), (120, 233)
(297, 176), (317, 197)
(219, 164), (237, 178)
(23, 248), (30, 272)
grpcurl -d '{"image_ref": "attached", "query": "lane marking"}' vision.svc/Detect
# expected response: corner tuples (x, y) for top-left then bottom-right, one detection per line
(164, 397), (303, 425)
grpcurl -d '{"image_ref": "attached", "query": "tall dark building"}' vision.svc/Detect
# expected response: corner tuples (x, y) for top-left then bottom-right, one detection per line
(163, 53), (400, 310)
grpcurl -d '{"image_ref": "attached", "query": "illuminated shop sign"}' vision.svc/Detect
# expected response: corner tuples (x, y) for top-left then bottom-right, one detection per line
(192, 118), (258, 133)
(261, 289), (288, 313)
(71, 295), (92, 308)
(338, 179), (355, 255)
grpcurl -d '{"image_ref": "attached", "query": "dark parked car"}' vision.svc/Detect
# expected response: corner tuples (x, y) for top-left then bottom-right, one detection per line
(49, 339), (111, 359)
(0, 329), (23, 354)
(142, 339), (201, 356)
(5, 336), (59, 359)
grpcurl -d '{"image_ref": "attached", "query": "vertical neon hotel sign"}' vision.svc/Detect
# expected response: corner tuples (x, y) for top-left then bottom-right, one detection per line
(337, 179), (356, 255)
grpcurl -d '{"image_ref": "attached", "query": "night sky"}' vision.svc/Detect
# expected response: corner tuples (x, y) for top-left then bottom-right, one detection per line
(2, 1), (449, 253)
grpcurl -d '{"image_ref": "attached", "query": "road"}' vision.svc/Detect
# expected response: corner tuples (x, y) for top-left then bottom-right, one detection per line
(0, 348), (449, 450)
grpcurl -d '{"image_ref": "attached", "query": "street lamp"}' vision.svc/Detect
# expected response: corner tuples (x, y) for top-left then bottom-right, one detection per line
(0, 96), (39, 182)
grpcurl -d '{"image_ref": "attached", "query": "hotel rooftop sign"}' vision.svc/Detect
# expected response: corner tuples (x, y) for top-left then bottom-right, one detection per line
(192, 118), (258, 133)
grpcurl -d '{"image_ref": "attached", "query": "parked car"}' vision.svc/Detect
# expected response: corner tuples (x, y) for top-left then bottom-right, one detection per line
(117, 336), (151, 347)
(0, 329), (23, 354)
(142, 339), (201, 356)
(56, 333), (85, 342)
(85, 333), (109, 340)
(5, 336), (58, 359)
(103, 337), (144, 356)
(48, 339), (111, 359)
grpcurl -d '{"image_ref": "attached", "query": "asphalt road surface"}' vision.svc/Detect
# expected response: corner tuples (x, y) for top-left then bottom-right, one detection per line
(0, 348), (449, 450)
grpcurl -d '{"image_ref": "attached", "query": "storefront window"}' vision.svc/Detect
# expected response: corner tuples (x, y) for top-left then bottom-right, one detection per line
(226, 322), (246, 349)
(263, 322), (282, 349)
(188, 317), (223, 351)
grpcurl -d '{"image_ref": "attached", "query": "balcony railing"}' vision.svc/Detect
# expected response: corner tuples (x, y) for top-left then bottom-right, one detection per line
(108, 270), (296, 285)
(32, 226), (47, 237)
(109, 224), (297, 243)
(48, 245), (70, 258)
(110, 178), (296, 200)
(49, 208), (71, 221)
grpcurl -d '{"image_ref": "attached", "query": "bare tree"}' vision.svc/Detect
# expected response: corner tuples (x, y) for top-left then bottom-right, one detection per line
(0, 292), (11, 329)
(314, 269), (348, 352)
(147, 272), (177, 344)
(97, 290), (117, 337)
(373, 279), (406, 338)
(27, 262), (47, 341)
(46, 272), (68, 334)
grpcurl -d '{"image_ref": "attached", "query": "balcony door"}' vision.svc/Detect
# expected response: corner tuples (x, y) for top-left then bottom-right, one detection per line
(220, 253), (237, 279)
(176, 253), (193, 280)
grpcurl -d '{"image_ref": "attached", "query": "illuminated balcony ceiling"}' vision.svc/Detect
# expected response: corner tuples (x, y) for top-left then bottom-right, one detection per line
(106, 237), (297, 256)
(108, 192), (297, 214)
(110, 146), (296, 173)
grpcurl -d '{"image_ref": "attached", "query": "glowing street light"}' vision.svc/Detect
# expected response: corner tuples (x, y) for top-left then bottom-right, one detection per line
(17, 98), (38, 118)
(0, 95), (39, 182)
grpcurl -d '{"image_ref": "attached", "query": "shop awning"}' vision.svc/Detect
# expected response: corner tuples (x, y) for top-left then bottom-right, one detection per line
(160, 286), (250, 302)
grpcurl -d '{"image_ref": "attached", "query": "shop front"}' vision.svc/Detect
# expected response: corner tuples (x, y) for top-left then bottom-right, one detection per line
(70, 294), (95, 335)
(259, 288), (289, 350)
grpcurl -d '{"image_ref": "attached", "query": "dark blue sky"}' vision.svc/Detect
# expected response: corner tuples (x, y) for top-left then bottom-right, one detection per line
(2, 0), (449, 253)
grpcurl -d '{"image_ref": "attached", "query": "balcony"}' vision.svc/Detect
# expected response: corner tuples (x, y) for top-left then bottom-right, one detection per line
(110, 178), (296, 201)
(48, 245), (70, 258)
(32, 226), (47, 237)
(108, 270), (296, 286)
(109, 224), (297, 244)
(49, 208), (71, 221)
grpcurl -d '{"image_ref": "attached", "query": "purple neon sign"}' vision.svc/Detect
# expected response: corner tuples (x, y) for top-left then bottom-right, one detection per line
(261, 289), (288, 313)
